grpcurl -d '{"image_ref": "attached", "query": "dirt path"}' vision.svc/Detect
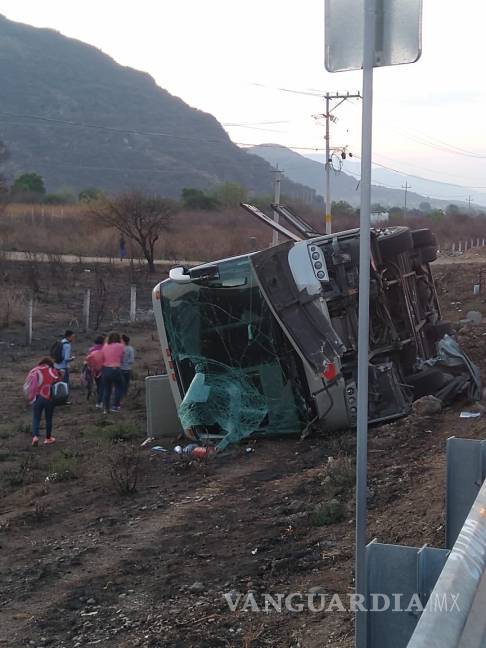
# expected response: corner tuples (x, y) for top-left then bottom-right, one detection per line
(1, 251), (203, 267)
(3, 247), (485, 270)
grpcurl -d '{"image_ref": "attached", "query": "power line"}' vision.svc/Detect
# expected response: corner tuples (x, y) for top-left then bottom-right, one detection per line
(343, 167), (479, 200)
(351, 153), (486, 190)
(392, 124), (486, 159)
(250, 82), (326, 97)
(3, 109), (486, 191)
(0, 111), (327, 152)
(343, 100), (486, 159)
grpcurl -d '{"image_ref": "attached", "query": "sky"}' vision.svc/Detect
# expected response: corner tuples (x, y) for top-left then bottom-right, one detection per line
(1, 0), (486, 195)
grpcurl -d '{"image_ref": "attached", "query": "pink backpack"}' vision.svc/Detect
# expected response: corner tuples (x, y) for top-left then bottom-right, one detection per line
(86, 348), (104, 376)
(23, 367), (39, 403)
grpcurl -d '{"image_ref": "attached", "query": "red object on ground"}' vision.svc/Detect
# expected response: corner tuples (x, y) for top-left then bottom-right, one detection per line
(191, 446), (215, 459)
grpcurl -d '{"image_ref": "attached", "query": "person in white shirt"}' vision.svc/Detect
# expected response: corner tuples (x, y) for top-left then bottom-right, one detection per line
(121, 334), (135, 396)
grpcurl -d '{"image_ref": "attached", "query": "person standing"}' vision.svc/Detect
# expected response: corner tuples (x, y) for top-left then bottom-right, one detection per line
(119, 236), (128, 261)
(85, 335), (105, 408)
(53, 330), (75, 387)
(29, 358), (61, 446)
(101, 332), (125, 413)
(121, 334), (135, 397)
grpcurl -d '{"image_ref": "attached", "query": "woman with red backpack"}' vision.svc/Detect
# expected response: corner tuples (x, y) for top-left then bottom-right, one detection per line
(25, 357), (62, 446)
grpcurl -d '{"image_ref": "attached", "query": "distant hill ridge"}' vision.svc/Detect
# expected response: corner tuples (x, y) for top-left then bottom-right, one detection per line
(0, 15), (315, 200)
(249, 144), (485, 211)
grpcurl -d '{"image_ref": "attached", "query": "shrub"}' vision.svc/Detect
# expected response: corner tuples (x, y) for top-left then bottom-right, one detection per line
(6, 454), (38, 487)
(108, 444), (140, 495)
(86, 421), (143, 444)
(321, 456), (355, 496)
(0, 287), (25, 328)
(310, 499), (345, 526)
(47, 451), (80, 482)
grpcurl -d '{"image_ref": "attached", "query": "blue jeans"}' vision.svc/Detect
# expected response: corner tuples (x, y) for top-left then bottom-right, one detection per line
(95, 376), (104, 405)
(102, 367), (123, 410)
(32, 396), (55, 438)
(121, 370), (131, 397)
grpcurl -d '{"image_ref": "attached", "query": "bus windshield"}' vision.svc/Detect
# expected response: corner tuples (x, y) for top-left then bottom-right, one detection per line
(160, 256), (309, 437)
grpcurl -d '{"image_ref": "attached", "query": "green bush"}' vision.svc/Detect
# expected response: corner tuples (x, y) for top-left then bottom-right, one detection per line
(109, 444), (141, 495)
(310, 499), (345, 526)
(321, 456), (355, 496)
(48, 451), (80, 481)
(82, 421), (142, 444)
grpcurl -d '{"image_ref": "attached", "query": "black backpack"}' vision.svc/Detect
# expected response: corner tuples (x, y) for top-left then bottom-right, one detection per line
(50, 340), (65, 364)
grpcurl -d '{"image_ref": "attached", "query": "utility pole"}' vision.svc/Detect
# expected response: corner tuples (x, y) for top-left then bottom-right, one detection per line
(402, 181), (411, 215)
(317, 91), (361, 234)
(271, 167), (282, 246)
(468, 195), (472, 214)
(325, 93), (331, 235)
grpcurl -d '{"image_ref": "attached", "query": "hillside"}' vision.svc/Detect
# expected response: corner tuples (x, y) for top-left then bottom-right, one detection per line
(250, 144), (483, 210)
(309, 155), (486, 210)
(0, 16), (314, 200)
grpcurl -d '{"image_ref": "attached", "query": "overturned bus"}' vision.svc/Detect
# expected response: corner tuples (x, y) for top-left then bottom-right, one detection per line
(151, 204), (480, 450)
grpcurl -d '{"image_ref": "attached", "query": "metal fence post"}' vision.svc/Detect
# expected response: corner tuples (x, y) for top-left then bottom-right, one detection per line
(83, 288), (91, 332)
(130, 285), (137, 322)
(25, 297), (33, 345)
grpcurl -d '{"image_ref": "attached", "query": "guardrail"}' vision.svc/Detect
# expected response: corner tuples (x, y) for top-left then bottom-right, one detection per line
(407, 474), (486, 647)
(365, 436), (486, 648)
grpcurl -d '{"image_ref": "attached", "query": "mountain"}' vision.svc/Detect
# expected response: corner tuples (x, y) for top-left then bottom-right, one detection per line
(0, 15), (315, 201)
(251, 144), (485, 211)
(306, 154), (486, 209)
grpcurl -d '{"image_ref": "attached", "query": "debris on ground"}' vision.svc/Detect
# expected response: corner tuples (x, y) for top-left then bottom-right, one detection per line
(412, 395), (443, 417)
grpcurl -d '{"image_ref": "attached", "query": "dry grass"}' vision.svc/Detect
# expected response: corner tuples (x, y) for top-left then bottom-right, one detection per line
(0, 203), (274, 261)
(2, 203), (486, 262)
(0, 286), (25, 328)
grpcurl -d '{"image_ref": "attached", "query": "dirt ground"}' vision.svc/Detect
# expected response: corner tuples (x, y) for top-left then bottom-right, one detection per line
(1, 252), (486, 648)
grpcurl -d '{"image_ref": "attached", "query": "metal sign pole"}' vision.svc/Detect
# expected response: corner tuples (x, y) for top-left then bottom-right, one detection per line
(355, 0), (375, 645)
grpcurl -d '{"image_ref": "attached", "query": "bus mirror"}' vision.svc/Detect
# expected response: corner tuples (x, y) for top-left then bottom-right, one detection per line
(169, 266), (192, 283)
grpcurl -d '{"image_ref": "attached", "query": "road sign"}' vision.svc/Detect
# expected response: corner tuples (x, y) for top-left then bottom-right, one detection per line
(325, 0), (422, 72)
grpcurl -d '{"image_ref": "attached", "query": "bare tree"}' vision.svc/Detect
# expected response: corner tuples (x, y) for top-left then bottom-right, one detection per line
(92, 192), (177, 272)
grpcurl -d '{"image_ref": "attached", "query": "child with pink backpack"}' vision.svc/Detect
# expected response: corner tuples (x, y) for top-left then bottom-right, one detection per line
(23, 358), (64, 446)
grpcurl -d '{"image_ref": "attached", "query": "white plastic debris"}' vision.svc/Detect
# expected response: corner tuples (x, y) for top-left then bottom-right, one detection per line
(150, 446), (168, 453)
(459, 411), (481, 418)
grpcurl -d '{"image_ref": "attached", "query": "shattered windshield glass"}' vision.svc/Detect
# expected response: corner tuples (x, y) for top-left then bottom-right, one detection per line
(160, 257), (311, 444)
